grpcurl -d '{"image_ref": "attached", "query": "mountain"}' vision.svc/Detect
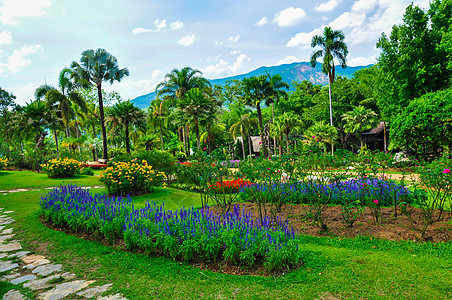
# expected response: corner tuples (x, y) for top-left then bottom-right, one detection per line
(131, 62), (372, 109)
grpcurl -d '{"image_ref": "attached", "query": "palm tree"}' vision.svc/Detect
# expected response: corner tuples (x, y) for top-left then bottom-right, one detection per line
(273, 112), (303, 153)
(241, 75), (273, 156)
(304, 121), (338, 154)
(148, 97), (169, 150)
(107, 100), (146, 153)
(310, 26), (348, 154)
(71, 49), (129, 160)
(156, 67), (211, 103)
(229, 114), (258, 158)
(17, 101), (56, 149)
(342, 106), (378, 149)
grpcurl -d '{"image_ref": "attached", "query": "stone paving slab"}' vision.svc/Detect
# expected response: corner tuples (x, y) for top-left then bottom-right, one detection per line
(11, 274), (37, 285)
(22, 255), (46, 264)
(3, 273), (21, 280)
(32, 264), (62, 276)
(23, 274), (62, 290)
(76, 283), (113, 298)
(0, 253), (7, 259)
(3, 211), (15, 214)
(98, 293), (127, 300)
(0, 234), (15, 241)
(0, 242), (21, 252)
(0, 261), (19, 272)
(61, 272), (76, 280)
(24, 259), (50, 270)
(0, 225), (5, 231)
(0, 219), (14, 225)
(38, 279), (95, 300)
(1, 228), (13, 235)
(7, 251), (30, 259)
(2, 289), (27, 300)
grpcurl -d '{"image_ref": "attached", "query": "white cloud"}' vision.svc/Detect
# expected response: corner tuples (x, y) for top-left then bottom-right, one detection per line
(273, 7), (306, 27)
(177, 34), (198, 47)
(155, 19), (166, 30)
(132, 19), (167, 35)
(132, 27), (153, 35)
(11, 82), (38, 105)
(230, 49), (241, 55)
(255, 16), (268, 26)
(347, 55), (376, 66)
(351, 0), (378, 12)
(170, 20), (183, 30)
(202, 54), (250, 78)
(0, 44), (42, 74)
(0, 0), (52, 25)
(277, 56), (300, 65)
(206, 55), (221, 63)
(287, 28), (323, 47)
(0, 30), (12, 46)
(228, 35), (240, 42)
(315, 0), (342, 12)
(328, 11), (366, 30)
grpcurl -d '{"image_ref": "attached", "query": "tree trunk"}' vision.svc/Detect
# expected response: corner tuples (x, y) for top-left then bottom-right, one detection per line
(360, 137), (364, 149)
(182, 126), (186, 154)
(97, 84), (108, 160)
(328, 75), (334, 156)
(383, 121), (387, 152)
(53, 129), (59, 154)
(159, 122), (164, 151)
(272, 103), (276, 154)
(125, 120), (130, 153)
(207, 124), (212, 154)
(256, 104), (267, 157)
(195, 118), (200, 150)
(186, 124), (191, 155)
(286, 133), (290, 154)
(248, 135), (253, 158)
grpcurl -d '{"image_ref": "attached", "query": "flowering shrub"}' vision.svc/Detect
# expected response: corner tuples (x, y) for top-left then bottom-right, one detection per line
(41, 158), (80, 178)
(40, 185), (302, 272)
(99, 160), (166, 195)
(209, 179), (252, 191)
(0, 157), (7, 171)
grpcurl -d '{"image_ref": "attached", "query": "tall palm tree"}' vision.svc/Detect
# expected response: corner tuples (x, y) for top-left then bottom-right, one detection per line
(107, 100), (146, 153)
(71, 49), (129, 160)
(229, 114), (258, 158)
(310, 26), (348, 154)
(148, 97), (169, 150)
(241, 75), (273, 156)
(342, 106), (378, 149)
(273, 112), (303, 153)
(17, 101), (56, 149)
(156, 67), (211, 103)
(304, 121), (338, 155)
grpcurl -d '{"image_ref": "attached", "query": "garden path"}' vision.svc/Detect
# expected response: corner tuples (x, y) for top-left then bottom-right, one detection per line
(0, 208), (127, 300)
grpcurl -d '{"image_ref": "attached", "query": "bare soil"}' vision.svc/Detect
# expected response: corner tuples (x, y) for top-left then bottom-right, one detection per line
(211, 203), (452, 243)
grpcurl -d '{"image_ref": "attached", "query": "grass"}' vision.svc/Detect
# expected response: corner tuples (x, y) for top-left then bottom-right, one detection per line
(0, 170), (102, 190)
(1, 171), (452, 299)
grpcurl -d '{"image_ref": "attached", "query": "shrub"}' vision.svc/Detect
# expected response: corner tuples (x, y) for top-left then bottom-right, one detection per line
(80, 167), (94, 176)
(0, 157), (7, 171)
(40, 185), (302, 272)
(99, 160), (166, 196)
(41, 158), (80, 178)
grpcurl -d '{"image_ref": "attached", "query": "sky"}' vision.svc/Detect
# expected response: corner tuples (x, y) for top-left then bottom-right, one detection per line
(0, 0), (430, 106)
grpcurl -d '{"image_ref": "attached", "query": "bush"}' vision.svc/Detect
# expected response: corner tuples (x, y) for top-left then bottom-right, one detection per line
(99, 160), (166, 196)
(0, 157), (7, 171)
(108, 148), (127, 159)
(80, 167), (94, 176)
(41, 158), (80, 178)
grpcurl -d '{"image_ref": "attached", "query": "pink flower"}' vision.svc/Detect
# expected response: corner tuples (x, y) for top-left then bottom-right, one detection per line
(203, 147), (207, 150)
(443, 168), (451, 174)
(259, 141), (262, 144)
(373, 199), (379, 205)
(312, 136), (315, 139)
(267, 168), (270, 170)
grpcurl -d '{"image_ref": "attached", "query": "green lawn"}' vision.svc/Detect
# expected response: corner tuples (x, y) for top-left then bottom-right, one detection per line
(1, 171), (452, 299)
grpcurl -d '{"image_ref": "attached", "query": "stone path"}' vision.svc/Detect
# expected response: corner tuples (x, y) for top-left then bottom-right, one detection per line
(0, 208), (127, 300)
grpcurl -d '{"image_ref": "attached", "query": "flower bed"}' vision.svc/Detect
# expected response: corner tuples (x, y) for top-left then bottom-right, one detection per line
(41, 158), (80, 178)
(40, 185), (302, 272)
(99, 161), (166, 196)
(240, 178), (411, 206)
(0, 157), (7, 171)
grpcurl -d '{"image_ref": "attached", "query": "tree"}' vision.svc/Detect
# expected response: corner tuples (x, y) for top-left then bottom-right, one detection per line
(107, 101), (146, 153)
(0, 88), (17, 146)
(310, 26), (348, 154)
(229, 113), (258, 158)
(390, 88), (452, 158)
(148, 97), (170, 151)
(304, 121), (338, 155)
(71, 49), (129, 160)
(342, 106), (378, 149)
(17, 101), (56, 149)
(272, 112), (303, 153)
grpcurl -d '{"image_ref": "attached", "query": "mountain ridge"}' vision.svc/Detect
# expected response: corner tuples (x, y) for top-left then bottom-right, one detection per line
(131, 61), (372, 109)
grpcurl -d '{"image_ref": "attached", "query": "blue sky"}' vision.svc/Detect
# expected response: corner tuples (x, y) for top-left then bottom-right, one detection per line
(0, 0), (429, 105)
